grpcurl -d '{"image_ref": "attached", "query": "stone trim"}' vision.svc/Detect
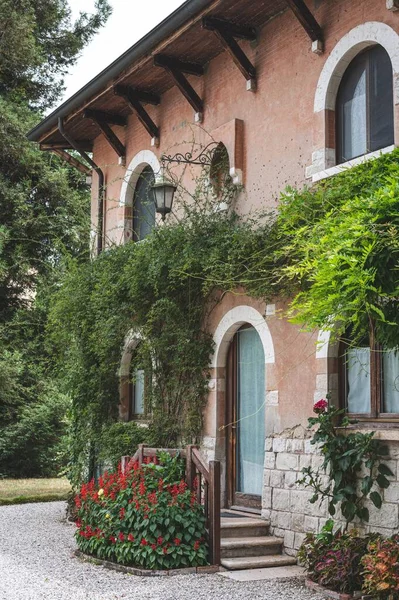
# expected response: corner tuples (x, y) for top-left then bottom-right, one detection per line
(211, 305), (275, 369)
(119, 150), (161, 207)
(312, 145), (395, 183)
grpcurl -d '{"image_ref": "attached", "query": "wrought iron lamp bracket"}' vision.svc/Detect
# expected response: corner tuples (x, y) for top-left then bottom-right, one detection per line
(160, 142), (219, 167)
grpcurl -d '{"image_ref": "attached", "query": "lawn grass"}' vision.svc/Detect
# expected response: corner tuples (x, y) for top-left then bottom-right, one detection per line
(0, 478), (72, 505)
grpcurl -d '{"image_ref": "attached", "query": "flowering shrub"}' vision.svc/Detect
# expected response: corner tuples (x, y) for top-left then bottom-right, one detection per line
(298, 398), (392, 524)
(74, 453), (208, 570)
(362, 536), (399, 598)
(299, 521), (372, 594)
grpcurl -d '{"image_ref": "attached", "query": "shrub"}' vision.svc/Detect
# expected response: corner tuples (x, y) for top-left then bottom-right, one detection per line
(74, 453), (208, 570)
(362, 536), (399, 599)
(298, 521), (371, 594)
(98, 422), (150, 471)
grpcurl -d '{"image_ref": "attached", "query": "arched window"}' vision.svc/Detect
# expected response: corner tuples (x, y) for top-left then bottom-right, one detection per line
(132, 166), (155, 241)
(209, 143), (231, 199)
(339, 332), (399, 418)
(336, 45), (394, 165)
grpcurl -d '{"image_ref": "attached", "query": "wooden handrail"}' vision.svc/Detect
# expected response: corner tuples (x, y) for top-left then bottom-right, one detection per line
(120, 443), (221, 566)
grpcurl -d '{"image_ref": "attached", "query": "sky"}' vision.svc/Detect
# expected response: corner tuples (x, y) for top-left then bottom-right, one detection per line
(63, 0), (186, 102)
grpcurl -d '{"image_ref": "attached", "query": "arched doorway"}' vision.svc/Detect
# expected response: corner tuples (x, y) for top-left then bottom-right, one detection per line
(226, 324), (265, 510)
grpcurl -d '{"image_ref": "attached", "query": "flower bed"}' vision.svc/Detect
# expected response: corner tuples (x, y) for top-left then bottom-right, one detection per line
(74, 452), (209, 570)
(299, 522), (399, 599)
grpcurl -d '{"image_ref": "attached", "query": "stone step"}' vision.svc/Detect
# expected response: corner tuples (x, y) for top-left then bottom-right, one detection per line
(221, 518), (270, 539)
(221, 554), (298, 571)
(221, 536), (283, 558)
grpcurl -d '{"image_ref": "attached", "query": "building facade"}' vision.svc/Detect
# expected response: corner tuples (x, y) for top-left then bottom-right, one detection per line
(29, 0), (399, 554)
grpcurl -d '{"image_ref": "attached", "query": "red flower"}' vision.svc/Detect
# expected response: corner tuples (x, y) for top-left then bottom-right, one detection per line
(128, 534), (134, 542)
(119, 507), (125, 520)
(109, 536), (117, 543)
(314, 399), (328, 413)
(163, 547), (168, 554)
(157, 537), (163, 545)
(74, 496), (82, 508)
(158, 478), (164, 492)
(118, 532), (125, 542)
(151, 544), (157, 550)
(194, 541), (200, 551)
(141, 538), (148, 546)
(174, 538), (181, 546)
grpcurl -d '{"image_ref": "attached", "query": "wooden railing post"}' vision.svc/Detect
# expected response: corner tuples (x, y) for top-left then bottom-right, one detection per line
(185, 445), (196, 490)
(120, 455), (130, 474)
(209, 460), (221, 565)
(137, 443), (146, 466)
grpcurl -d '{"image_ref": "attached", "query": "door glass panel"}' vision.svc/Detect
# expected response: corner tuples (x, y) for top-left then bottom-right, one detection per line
(236, 327), (265, 496)
(133, 166), (155, 241)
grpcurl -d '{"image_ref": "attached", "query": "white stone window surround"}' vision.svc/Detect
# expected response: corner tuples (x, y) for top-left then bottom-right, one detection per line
(313, 145), (395, 183)
(118, 149), (161, 244)
(309, 22), (399, 181)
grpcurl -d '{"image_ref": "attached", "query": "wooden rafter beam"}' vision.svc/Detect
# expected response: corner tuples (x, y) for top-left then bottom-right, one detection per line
(114, 85), (159, 140)
(93, 120), (125, 159)
(40, 141), (93, 152)
(202, 17), (257, 41)
(153, 54), (204, 77)
(154, 54), (204, 115)
(113, 86), (160, 106)
(50, 149), (91, 175)
(202, 17), (256, 85)
(83, 109), (127, 127)
(285, 0), (323, 43)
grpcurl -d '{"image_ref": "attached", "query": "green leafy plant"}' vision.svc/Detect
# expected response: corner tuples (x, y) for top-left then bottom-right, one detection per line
(98, 422), (150, 471)
(298, 522), (373, 594)
(298, 399), (393, 524)
(362, 535), (399, 598)
(74, 454), (208, 570)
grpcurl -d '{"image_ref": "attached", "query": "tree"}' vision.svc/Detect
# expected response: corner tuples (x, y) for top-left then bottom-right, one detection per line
(0, 0), (111, 476)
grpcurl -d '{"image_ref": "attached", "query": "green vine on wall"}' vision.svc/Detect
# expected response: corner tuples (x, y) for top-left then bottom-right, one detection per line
(298, 400), (393, 524)
(49, 147), (399, 485)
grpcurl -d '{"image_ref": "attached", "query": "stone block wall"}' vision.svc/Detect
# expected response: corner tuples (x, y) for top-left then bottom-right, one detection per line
(262, 425), (399, 556)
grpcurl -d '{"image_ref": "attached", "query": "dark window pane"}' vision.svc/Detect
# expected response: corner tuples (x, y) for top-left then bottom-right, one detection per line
(337, 54), (367, 163)
(346, 346), (371, 413)
(369, 46), (394, 152)
(336, 45), (394, 165)
(133, 166), (155, 241)
(383, 349), (399, 413)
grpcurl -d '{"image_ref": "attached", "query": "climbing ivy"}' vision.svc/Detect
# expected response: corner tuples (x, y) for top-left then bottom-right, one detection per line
(49, 148), (399, 485)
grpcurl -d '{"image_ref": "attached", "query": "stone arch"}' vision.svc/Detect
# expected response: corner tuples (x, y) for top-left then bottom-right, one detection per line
(309, 22), (399, 179)
(211, 305), (275, 369)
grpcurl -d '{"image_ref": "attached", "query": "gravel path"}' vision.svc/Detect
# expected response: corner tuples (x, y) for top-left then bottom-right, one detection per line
(0, 502), (323, 600)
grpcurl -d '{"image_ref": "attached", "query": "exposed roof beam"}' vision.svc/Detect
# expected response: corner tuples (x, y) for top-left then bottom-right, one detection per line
(154, 54), (204, 116)
(82, 109), (127, 127)
(113, 86), (161, 106)
(202, 16), (257, 41)
(40, 142), (93, 152)
(49, 149), (91, 175)
(285, 0), (323, 43)
(84, 111), (126, 160)
(202, 17), (256, 86)
(153, 54), (204, 76)
(114, 85), (160, 141)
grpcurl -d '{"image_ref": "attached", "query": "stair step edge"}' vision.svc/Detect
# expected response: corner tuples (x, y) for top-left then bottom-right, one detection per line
(221, 536), (283, 549)
(221, 555), (297, 570)
(221, 519), (270, 528)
